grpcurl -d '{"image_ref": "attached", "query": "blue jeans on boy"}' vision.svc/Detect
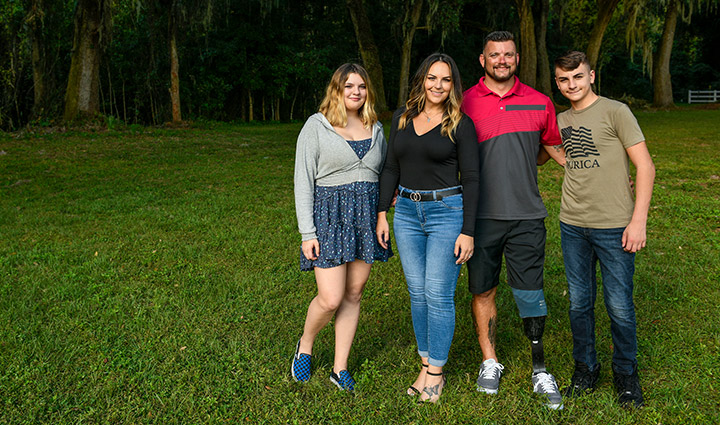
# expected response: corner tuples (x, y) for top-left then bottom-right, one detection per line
(560, 221), (638, 375)
(393, 186), (464, 367)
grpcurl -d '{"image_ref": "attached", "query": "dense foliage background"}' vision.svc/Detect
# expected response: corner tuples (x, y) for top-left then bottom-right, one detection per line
(1, 0), (718, 130)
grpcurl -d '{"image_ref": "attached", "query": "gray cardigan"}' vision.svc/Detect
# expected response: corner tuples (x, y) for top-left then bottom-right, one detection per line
(294, 112), (387, 241)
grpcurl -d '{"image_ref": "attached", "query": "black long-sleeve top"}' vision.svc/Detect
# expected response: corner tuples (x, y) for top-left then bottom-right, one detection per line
(378, 108), (480, 236)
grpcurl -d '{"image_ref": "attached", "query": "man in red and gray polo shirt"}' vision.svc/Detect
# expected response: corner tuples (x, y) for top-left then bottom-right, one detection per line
(461, 30), (566, 409)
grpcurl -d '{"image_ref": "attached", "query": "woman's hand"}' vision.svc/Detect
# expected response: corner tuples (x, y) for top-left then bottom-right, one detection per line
(301, 239), (320, 261)
(376, 212), (390, 249)
(454, 234), (474, 265)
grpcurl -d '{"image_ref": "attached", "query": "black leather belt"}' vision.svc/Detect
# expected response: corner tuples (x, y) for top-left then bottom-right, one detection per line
(399, 187), (462, 202)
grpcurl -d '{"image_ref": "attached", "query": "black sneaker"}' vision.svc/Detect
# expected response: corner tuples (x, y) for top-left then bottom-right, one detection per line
(613, 366), (644, 408)
(563, 362), (600, 397)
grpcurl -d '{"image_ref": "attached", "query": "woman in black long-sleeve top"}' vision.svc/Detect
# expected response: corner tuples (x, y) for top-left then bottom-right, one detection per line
(376, 53), (479, 403)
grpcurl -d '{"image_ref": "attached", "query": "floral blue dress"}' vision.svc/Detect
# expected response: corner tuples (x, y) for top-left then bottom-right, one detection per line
(300, 138), (392, 271)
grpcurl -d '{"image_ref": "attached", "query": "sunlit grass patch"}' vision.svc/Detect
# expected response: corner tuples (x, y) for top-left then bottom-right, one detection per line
(1, 109), (718, 424)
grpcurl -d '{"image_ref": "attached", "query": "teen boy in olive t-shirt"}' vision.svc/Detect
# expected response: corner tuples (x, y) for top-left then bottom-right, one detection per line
(547, 51), (655, 408)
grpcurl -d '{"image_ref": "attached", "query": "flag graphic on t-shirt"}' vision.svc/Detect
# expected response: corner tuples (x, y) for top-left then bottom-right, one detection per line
(560, 126), (599, 159)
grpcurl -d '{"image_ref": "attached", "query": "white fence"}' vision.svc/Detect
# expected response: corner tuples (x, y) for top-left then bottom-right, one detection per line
(688, 90), (719, 104)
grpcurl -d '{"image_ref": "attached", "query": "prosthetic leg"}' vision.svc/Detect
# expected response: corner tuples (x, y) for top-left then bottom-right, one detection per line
(523, 316), (546, 374)
(524, 315), (563, 409)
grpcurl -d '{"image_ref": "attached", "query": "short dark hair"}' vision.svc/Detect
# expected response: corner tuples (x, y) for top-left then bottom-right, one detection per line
(554, 50), (590, 72)
(483, 31), (514, 50)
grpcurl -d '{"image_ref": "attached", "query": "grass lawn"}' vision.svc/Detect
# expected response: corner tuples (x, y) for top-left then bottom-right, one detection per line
(1, 107), (718, 424)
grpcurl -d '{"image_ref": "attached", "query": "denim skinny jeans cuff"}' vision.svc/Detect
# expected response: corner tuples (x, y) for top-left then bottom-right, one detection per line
(417, 351), (448, 367)
(428, 357), (448, 367)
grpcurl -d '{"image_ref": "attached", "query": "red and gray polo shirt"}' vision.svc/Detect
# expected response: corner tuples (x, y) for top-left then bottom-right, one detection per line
(461, 76), (561, 220)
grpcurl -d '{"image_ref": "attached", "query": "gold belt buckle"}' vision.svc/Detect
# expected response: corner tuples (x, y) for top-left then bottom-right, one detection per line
(410, 192), (422, 202)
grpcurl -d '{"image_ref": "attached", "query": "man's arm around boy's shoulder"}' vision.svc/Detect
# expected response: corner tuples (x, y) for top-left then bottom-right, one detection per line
(538, 144), (566, 166)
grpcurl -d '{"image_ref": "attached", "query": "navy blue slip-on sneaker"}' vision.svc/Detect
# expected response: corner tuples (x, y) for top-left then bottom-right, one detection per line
(329, 370), (356, 391)
(291, 339), (311, 383)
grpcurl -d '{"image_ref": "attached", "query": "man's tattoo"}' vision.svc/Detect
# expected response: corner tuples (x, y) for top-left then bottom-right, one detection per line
(488, 316), (497, 349)
(472, 315), (480, 335)
(552, 145), (562, 152)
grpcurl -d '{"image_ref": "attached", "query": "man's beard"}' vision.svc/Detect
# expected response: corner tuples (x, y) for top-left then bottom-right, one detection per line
(487, 65), (515, 82)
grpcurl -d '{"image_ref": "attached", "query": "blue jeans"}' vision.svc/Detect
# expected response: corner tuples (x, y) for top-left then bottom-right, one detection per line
(560, 221), (638, 375)
(393, 186), (464, 367)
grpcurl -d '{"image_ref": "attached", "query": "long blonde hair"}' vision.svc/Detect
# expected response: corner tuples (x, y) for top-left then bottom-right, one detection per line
(399, 53), (464, 141)
(318, 63), (378, 128)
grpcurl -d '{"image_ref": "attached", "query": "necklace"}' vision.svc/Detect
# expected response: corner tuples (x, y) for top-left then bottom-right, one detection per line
(423, 109), (443, 122)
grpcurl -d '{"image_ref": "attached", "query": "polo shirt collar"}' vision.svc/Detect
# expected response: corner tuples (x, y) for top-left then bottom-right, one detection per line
(477, 76), (523, 98)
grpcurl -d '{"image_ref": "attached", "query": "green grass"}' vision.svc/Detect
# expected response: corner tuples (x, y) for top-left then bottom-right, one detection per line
(1, 108), (718, 424)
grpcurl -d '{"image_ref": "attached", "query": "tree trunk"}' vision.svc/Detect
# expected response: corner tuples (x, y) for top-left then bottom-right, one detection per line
(169, 10), (182, 123)
(64, 0), (109, 121)
(241, 88), (247, 121)
(99, 68), (106, 114)
(346, 0), (388, 112)
(106, 63), (117, 116)
(248, 91), (253, 121)
(533, 0), (552, 99)
(515, 0), (537, 88)
(586, 0), (621, 69)
(397, 0), (424, 108)
(122, 78), (127, 122)
(290, 86), (299, 120)
(29, 0), (49, 119)
(652, 0), (678, 108)
(149, 85), (157, 124)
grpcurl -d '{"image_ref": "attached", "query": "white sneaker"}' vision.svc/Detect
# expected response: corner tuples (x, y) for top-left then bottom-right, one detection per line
(476, 359), (504, 394)
(532, 372), (564, 410)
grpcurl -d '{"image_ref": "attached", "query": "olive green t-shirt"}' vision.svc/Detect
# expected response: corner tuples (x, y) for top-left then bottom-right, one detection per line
(557, 96), (645, 228)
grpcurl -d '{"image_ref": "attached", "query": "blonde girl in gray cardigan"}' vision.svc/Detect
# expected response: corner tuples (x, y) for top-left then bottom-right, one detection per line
(291, 63), (391, 391)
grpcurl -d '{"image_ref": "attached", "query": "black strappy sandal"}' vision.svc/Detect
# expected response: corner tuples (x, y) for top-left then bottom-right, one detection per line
(407, 363), (429, 396)
(418, 370), (447, 404)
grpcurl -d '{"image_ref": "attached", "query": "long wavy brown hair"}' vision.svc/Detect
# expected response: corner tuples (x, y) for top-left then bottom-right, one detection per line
(399, 53), (464, 141)
(318, 63), (378, 128)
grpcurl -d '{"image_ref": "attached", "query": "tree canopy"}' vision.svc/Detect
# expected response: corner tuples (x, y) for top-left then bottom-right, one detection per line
(0, 0), (718, 130)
